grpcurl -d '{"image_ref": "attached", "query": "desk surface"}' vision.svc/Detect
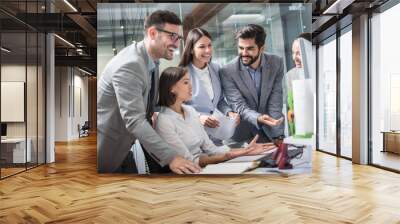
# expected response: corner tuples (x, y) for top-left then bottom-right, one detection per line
(381, 131), (400, 134)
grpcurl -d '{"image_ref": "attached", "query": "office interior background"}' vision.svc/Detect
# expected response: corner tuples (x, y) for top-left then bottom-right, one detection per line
(0, 0), (400, 222)
(97, 3), (311, 78)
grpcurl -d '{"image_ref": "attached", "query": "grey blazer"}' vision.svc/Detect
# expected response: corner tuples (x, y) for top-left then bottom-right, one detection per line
(220, 53), (285, 143)
(97, 41), (179, 173)
(186, 62), (231, 115)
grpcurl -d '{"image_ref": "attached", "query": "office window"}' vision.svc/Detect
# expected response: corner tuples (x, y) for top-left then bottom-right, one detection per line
(371, 2), (400, 171)
(339, 28), (352, 158)
(317, 36), (337, 154)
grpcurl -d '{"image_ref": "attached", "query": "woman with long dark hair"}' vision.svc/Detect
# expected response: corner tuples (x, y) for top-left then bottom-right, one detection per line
(179, 28), (240, 145)
(155, 67), (275, 168)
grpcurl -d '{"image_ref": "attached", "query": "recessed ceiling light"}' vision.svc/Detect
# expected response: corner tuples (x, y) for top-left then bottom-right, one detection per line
(54, 34), (75, 48)
(63, 0), (78, 12)
(322, 0), (354, 15)
(78, 67), (92, 76)
(1, 47), (11, 53)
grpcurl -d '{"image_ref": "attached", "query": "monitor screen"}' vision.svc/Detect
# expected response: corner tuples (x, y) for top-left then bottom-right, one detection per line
(1, 123), (7, 137)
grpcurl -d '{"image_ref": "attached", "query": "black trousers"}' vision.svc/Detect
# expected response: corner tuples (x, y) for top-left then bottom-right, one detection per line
(141, 145), (171, 174)
(116, 151), (138, 173)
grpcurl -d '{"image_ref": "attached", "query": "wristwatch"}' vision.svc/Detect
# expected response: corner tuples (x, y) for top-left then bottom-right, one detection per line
(272, 135), (285, 146)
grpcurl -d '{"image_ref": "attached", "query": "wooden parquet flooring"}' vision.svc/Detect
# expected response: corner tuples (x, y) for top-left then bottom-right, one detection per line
(1, 134), (400, 223)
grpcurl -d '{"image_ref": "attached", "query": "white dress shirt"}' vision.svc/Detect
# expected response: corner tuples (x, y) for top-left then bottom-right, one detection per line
(155, 105), (230, 164)
(193, 65), (214, 100)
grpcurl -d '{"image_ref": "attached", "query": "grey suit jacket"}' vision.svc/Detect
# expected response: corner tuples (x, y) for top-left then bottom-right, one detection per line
(186, 62), (231, 115)
(97, 41), (179, 173)
(220, 53), (285, 143)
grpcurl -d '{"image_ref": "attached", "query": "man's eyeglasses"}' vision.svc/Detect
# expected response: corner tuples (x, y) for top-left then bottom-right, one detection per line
(156, 28), (183, 42)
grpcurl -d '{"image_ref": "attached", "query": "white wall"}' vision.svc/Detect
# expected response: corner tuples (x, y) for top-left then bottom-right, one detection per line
(1, 65), (33, 137)
(54, 67), (89, 141)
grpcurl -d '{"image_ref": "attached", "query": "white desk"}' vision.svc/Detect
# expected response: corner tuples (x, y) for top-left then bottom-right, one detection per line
(1, 138), (32, 163)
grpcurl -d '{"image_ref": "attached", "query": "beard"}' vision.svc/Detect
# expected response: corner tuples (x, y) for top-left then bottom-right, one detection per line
(162, 46), (175, 60)
(240, 51), (261, 66)
(155, 35), (176, 60)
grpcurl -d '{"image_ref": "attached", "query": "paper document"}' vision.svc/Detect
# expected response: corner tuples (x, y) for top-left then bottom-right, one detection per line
(199, 161), (259, 174)
(204, 109), (237, 140)
(292, 79), (314, 136)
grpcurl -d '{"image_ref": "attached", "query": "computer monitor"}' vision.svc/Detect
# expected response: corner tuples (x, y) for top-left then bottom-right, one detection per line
(1, 123), (7, 137)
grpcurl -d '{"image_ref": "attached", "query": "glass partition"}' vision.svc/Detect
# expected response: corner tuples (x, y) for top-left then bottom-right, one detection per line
(97, 3), (312, 76)
(317, 35), (337, 155)
(370, 2), (400, 171)
(0, 0), (46, 179)
(339, 27), (352, 158)
(1, 29), (28, 177)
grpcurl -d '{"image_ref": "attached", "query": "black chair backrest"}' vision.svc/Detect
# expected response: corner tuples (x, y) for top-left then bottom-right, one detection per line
(82, 121), (90, 129)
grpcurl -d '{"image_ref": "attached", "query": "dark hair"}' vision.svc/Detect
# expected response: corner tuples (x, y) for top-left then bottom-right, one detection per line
(235, 24), (266, 48)
(179, 28), (212, 67)
(158, 67), (188, 107)
(144, 10), (182, 31)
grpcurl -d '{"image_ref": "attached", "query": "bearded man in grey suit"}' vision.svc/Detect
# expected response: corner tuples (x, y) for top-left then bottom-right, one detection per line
(97, 10), (201, 174)
(220, 24), (285, 146)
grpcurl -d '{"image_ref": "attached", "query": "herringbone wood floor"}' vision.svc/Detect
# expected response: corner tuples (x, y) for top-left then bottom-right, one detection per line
(1, 134), (400, 224)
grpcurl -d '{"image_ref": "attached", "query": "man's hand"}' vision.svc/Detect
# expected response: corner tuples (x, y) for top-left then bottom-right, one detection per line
(169, 155), (201, 174)
(272, 137), (284, 146)
(228, 112), (240, 125)
(257, 114), (283, 127)
(200, 115), (220, 128)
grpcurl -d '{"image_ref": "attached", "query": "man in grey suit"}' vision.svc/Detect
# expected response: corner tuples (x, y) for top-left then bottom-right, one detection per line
(220, 24), (285, 146)
(97, 10), (201, 174)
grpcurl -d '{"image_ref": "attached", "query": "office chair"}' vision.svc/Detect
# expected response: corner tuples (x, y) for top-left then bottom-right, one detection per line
(79, 121), (90, 137)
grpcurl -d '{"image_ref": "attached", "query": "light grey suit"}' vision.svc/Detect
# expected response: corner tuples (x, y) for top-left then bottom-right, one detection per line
(97, 41), (178, 173)
(186, 62), (231, 115)
(220, 53), (285, 144)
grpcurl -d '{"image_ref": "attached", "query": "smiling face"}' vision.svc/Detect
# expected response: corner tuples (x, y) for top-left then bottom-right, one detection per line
(171, 72), (192, 102)
(192, 36), (212, 66)
(151, 23), (181, 60)
(292, 39), (302, 68)
(238, 38), (264, 67)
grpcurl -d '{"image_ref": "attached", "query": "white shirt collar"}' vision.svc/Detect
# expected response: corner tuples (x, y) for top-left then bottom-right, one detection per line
(160, 105), (192, 120)
(191, 63), (209, 73)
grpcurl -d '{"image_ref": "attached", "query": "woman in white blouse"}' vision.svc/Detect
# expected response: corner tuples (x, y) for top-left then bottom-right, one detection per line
(155, 67), (275, 168)
(179, 28), (240, 145)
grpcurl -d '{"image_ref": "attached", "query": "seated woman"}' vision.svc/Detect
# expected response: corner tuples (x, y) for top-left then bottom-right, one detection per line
(179, 28), (240, 145)
(155, 67), (275, 167)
